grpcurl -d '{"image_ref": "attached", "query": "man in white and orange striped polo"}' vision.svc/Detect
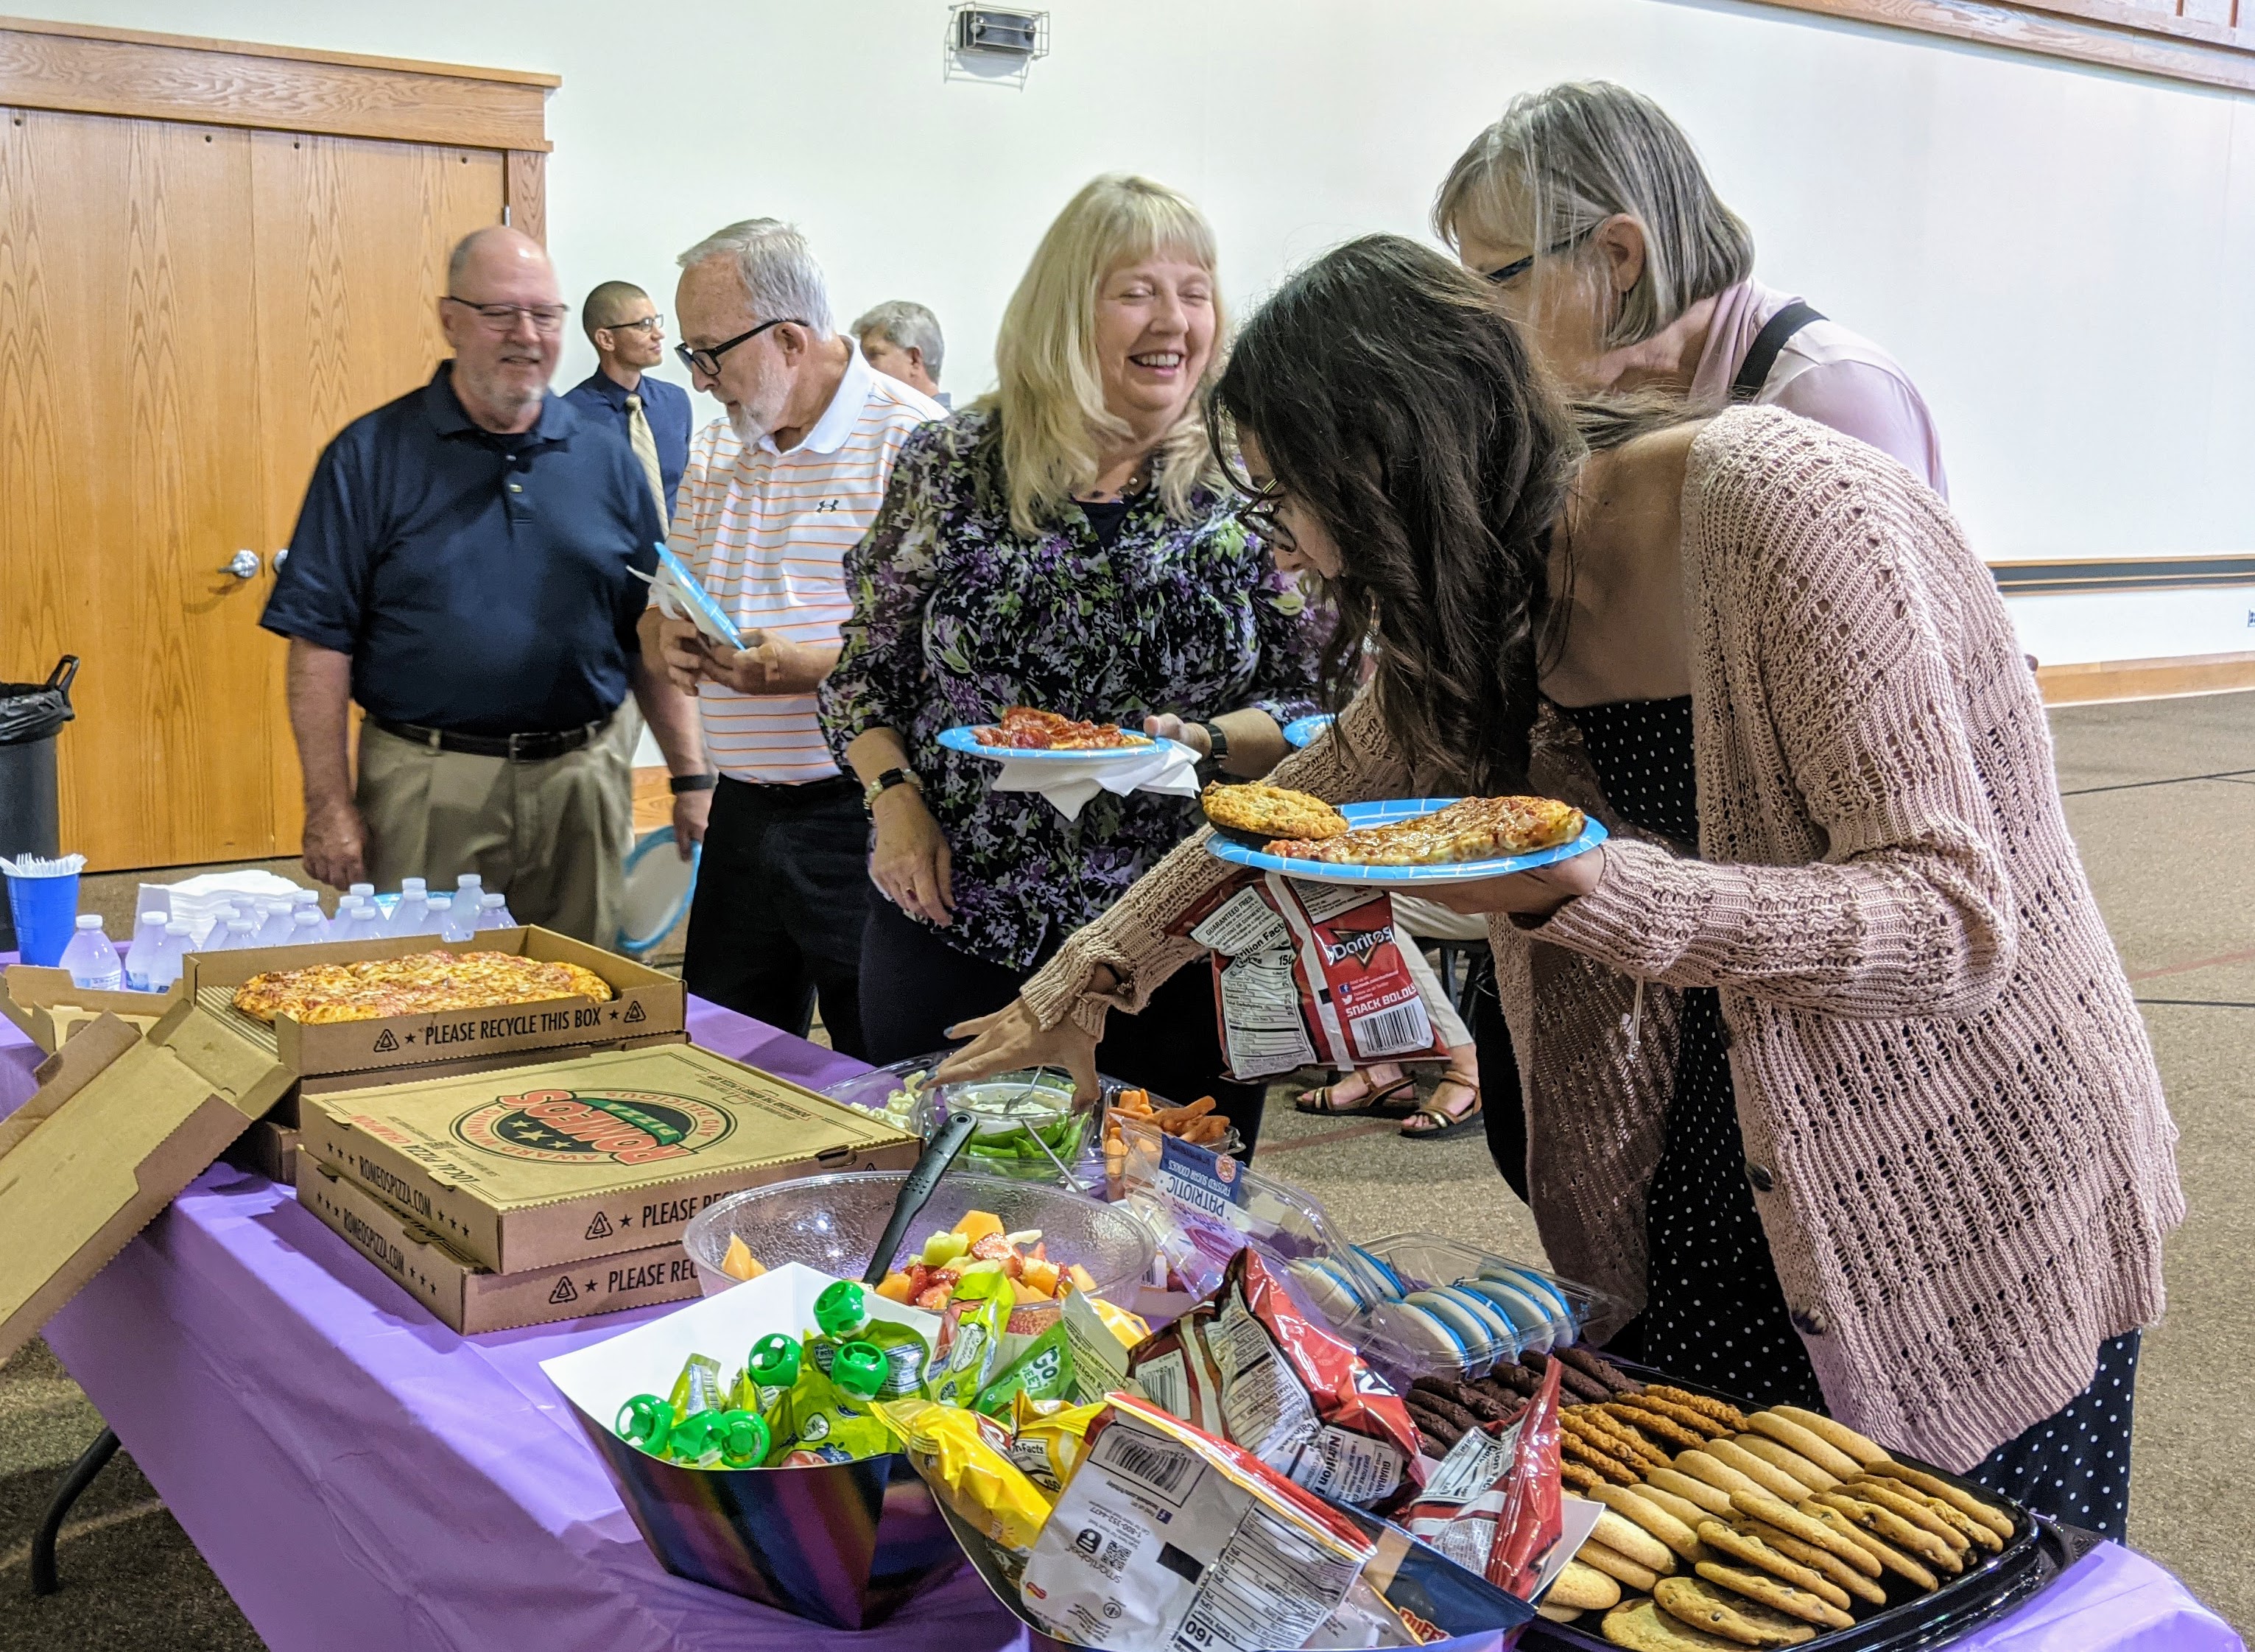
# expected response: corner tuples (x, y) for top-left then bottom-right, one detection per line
(644, 219), (943, 1055)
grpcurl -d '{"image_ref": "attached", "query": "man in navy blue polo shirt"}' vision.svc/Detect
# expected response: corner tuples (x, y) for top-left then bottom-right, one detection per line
(262, 226), (706, 945)
(563, 281), (691, 523)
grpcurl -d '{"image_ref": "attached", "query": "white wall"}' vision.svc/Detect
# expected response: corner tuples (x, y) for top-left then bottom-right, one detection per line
(22, 0), (2255, 657)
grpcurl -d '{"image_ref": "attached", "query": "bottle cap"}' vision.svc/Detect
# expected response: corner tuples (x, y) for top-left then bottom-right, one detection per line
(747, 1332), (801, 1388)
(141, 909), (166, 923)
(402, 877), (426, 893)
(457, 874), (482, 890)
(228, 919), (256, 932)
(292, 910), (323, 927)
(164, 921), (192, 935)
(292, 889), (320, 905)
(714, 1410), (770, 1469)
(481, 893), (507, 909)
(74, 914), (101, 929)
(666, 1410), (721, 1463)
(614, 1393), (673, 1451)
(813, 1280), (869, 1338)
(831, 1340), (887, 1399)
(349, 883), (374, 897)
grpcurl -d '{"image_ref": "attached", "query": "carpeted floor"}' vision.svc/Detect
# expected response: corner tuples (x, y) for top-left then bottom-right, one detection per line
(1, 692), (2248, 1645)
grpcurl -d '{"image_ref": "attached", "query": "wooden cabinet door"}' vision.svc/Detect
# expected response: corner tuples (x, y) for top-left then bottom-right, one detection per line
(248, 133), (504, 857)
(0, 109), (275, 871)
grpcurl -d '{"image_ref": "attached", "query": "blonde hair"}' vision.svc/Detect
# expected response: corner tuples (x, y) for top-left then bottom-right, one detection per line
(980, 175), (1227, 537)
(1432, 81), (1753, 351)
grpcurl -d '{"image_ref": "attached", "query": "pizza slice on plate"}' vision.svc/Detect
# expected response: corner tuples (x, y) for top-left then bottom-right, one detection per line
(1267, 795), (1586, 866)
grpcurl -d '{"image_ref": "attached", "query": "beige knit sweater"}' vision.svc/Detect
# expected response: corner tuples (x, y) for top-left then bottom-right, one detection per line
(1021, 408), (2182, 1470)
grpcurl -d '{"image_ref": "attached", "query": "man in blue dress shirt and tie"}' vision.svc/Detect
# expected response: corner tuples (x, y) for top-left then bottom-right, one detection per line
(564, 281), (692, 523)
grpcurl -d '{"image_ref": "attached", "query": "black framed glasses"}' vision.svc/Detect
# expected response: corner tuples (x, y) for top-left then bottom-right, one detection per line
(599, 313), (665, 337)
(1484, 223), (1603, 287)
(443, 296), (571, 334)
(675, 317), (806, 377)
(1231, 480), (1296, 552)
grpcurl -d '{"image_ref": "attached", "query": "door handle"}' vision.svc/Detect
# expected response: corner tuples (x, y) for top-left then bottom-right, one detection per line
(223, 550), (261, 580)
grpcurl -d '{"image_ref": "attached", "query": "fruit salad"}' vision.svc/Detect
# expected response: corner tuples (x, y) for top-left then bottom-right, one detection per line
(873, 1209), (1099, 1313)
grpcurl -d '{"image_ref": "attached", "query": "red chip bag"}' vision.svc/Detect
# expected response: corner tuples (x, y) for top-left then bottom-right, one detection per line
(1173, 871), (1449, 1080)
(1127, 1246), (1424, 1506)
(1485, 1359), (1563, 1599)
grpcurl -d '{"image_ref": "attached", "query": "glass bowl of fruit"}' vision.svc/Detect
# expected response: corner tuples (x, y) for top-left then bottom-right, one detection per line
(823, 1058), (1110, 1189)
(680, 1170), (1156, 1331)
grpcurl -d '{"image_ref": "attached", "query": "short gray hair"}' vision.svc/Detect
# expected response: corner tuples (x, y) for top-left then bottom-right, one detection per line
(1433, 81), (1754, 351)
(851, 299), (945, 379)
(676, 218), (835, 338)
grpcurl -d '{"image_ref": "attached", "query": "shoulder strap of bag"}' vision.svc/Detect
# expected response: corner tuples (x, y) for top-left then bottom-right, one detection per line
(1729, 300), (1826, 403)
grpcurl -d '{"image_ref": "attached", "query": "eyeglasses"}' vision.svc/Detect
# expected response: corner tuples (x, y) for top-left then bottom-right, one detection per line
(443, 295), (571, 334)
(675, 317), (806, 378)
(1232, 480), (1296, 552)
(1484, 224), (1603, 287)
(599, 314), (665, 337)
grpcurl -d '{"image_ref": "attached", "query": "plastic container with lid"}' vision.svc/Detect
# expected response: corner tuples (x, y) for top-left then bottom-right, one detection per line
(1295, 1231), (1630, 1390)
(823, 1056), (1106, 1190)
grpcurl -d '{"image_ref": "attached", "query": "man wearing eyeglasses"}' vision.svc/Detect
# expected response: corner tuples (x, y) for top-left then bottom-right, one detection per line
(563, 282), (691, 522)
(642, 218), (944, 1057)
(262, 225), (706, 945)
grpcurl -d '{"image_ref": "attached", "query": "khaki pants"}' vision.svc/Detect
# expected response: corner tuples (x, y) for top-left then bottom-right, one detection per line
(356, 713), (633, 947)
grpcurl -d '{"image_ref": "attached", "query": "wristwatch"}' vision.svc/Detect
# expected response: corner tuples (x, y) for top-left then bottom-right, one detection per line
(669, 772), (718, 795)
(863, 767), (923, 810)
(1197, 720), (1230, 766)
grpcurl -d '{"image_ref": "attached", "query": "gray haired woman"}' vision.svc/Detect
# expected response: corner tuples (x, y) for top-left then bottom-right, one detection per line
(1436, 80), (1946, 494)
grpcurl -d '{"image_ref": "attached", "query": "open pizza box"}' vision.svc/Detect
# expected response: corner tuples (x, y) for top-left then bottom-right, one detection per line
(0, 1010), (293, 1365)
(0, 965), (179, 1053)
(172, 926), (688, 1125)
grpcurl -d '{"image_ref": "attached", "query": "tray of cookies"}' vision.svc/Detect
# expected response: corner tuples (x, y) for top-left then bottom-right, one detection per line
(1522, 1365), (2055, 1652)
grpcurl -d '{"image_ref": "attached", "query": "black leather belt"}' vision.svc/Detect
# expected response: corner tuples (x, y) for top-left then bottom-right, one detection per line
(373, 714), (608, 762)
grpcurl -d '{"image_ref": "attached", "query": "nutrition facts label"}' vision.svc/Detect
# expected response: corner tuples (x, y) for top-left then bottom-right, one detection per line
(1180, 1504), (1362, 1651)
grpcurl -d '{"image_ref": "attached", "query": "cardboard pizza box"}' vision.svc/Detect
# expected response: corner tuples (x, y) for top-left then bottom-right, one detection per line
(299, 1044), (921, 1273)
(172, 927), (688, 1125)
(1, 965), (177, 1053)
(0, 1010), (293, 1365)
(300, 1162), (701, 1334)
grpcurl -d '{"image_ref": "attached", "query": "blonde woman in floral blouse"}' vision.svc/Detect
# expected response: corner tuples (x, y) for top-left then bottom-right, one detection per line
(819, 175), (1319, 1150)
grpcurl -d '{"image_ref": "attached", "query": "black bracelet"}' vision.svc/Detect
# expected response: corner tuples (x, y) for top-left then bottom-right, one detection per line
(1198, 720), (1230, 765)
(669, 772), (718, 795)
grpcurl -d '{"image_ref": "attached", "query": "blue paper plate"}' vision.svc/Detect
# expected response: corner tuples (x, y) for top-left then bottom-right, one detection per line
(936, 724), (1189, 764)
(1281, 714), (1335, 748)
(616, 828), (699, 957)
(1204, 797), (1608, 887)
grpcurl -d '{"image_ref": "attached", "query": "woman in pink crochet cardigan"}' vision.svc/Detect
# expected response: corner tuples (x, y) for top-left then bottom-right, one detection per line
(937, 235), (2181, 1539)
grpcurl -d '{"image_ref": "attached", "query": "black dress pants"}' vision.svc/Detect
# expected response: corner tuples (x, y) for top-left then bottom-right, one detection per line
(1467, 953), (1532, 1203)
(683, 776), (870, 1060)
(859, 895), (1268, 1153)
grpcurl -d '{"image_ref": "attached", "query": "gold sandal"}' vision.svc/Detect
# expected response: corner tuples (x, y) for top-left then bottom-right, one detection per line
(1399, 1079), (1483, 1141)
(1295, 1072), (1416, 1116)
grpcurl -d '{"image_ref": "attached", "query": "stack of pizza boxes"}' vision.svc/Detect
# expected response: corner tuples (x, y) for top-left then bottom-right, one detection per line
(203, 927), (920, 1332)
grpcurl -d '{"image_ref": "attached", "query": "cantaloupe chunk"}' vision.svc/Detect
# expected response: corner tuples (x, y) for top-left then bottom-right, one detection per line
(873, 1270), (915, 1304)
(720, 1234), (765, 1282)
(952, 1209), (1005, 1244)
(1010, 1276), (1049, 1307)
(1021, 1258), (1061, 1298)
(1066, 1263), (1098, 1294)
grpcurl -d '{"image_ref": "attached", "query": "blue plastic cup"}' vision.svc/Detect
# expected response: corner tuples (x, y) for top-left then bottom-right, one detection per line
(5, 871), (80, 966)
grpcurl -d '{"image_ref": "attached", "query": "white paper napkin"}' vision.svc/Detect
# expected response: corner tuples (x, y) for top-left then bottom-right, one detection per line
(991, 741), (1201, 821)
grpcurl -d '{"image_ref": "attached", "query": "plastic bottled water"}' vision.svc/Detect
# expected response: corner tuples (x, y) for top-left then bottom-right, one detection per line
(210, 918), (258, 953)
(291, 889), (323, 919)
(124, 909), (169, 991)
(473, 891), (517, 932)
(289, 910), (327, 944)
(252, 899), (296, 949)
(146, 921), (194, 992)
(437, 893), (479, 943)
(389, 879), (431, 937)
(60, 915), (124, 990)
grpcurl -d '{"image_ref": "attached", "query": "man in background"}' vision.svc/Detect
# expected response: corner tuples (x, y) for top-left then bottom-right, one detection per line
(565, 281), (692, 522)
(264, 226), (706, 944)
(851, 299), (946, 405)
(651, 222), (944, 1055)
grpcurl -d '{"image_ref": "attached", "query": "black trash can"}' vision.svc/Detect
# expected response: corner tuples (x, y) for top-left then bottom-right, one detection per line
(0, 657), (78, 953)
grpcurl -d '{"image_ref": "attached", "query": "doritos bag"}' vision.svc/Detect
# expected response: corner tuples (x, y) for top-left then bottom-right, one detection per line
(1175, 870), (1449, 1080)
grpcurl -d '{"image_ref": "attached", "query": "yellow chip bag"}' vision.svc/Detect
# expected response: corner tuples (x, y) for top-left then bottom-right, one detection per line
(1088, 1296), (1151, 1349)
(1008, 1393), (1104, 1494)
(876, 1399), (1052, 1556)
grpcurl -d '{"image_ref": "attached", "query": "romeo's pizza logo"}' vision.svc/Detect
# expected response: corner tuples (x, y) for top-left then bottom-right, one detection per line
(453, 1088), (733, 1165)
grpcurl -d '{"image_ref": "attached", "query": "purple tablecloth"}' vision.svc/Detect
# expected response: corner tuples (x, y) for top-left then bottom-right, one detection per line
(0, 989), (2239, 1651)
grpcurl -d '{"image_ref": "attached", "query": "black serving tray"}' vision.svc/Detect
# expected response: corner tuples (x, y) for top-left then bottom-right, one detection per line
(1524, 1364), (2076, 1652)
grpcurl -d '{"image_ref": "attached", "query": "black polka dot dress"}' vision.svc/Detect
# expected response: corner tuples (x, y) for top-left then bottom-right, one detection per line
(1559, 696), (2141, 1541)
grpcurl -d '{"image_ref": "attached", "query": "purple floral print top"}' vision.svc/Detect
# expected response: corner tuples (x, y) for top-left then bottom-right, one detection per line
(819, 409), (1321, 970)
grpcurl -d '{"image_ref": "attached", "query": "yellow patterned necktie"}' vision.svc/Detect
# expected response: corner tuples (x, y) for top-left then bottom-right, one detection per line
(625, 392), (667, 525)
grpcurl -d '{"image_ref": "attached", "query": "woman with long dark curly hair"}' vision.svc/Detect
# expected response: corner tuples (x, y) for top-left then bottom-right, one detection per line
(938, 234), (2180, 1539)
